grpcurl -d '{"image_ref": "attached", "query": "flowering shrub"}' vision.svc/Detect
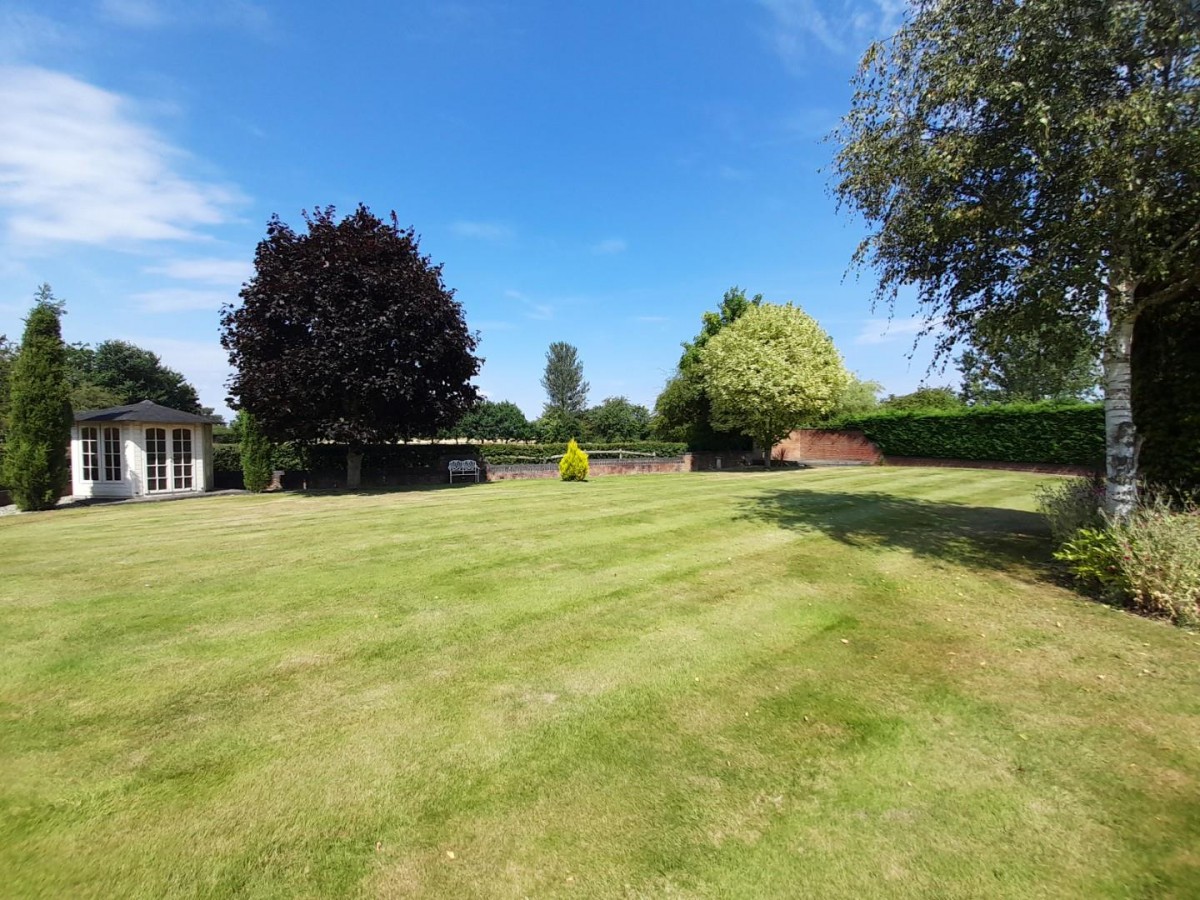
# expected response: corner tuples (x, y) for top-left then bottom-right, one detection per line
(559, 439), (589, 482)
(1054, 492), (1200, 626)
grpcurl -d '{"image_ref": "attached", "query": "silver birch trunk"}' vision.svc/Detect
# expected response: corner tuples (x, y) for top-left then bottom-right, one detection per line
(346, 448), (363, 490)
(1102, 304), (1138, 520)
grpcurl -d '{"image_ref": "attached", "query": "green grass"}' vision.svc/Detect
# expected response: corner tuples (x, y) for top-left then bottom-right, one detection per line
(2, 468), (1198, 898)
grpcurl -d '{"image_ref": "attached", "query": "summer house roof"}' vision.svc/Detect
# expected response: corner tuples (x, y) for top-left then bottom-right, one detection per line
(74, 399), (221, 424)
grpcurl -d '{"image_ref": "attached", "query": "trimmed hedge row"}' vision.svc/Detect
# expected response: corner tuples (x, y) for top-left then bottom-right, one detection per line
(842, 403), (1104, 467)
(478, 441), (686, 465)
(212, 440), (688, 478)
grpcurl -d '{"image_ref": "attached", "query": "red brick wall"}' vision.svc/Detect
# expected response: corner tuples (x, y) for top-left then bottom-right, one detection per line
(773, 429), (883, 465)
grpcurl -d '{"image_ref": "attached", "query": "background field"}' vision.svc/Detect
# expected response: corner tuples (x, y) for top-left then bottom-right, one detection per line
(2, 469), (1198, 898)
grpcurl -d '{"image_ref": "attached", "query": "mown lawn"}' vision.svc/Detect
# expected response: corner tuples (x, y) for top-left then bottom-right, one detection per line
(1, 468), (1198, 898)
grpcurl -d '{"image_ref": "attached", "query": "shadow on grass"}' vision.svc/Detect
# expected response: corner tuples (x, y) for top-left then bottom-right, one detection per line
(288, 482), (479, 499)
(739, 488), (1055, 576)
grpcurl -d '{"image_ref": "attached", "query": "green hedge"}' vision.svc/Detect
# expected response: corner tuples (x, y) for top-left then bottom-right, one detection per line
(842, 403), (1104, 467)
(479, 441), (686, 465)
(213, 441), (688, 477)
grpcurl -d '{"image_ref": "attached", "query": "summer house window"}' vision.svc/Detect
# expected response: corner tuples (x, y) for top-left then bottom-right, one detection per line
(80, 427), (100, 481)
(172, 429), (193, 490)
(103, 427), (122, 481)
(146, 428), (169, 492)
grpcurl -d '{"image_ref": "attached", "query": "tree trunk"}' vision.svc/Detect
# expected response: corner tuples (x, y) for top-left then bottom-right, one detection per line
(346, 447), (363, 490)
(1102, 307), (1138, 520)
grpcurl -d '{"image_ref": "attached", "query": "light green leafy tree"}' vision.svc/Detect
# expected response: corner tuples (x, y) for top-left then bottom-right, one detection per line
(832, 0), (1200, 517)
(699, 303), (850, 466)
(653, 287), (761, 447)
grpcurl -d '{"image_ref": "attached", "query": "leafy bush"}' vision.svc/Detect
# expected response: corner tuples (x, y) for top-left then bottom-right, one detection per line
(559, 439), (589, 481)
(1036, 476), (1105, 543)
(1054, 528), (1127, 596)
(1055, 494), (1200, 627)
(843, 403), (1103, 466)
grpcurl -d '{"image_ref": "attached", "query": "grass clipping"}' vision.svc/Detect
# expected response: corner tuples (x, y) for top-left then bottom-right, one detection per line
(559, 439), (589, 481)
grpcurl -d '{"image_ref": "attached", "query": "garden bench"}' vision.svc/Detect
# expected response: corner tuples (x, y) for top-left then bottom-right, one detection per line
(449, 459), (480, 483)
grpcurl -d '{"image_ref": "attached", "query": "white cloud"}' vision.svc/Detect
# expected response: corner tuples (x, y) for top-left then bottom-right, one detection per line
(451, 220), (513, 241)
(853, 316), (928, 346)
(0, 66), (244, 249)
(132, 288), (235, 313)
(590, 237), (627, 255)
(758, 0), (905, 65)
(146, 257), (251, 286)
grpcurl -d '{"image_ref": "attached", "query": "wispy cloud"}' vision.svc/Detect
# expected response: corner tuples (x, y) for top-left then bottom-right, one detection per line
(100, 0), (166, 28)
(451, 220), (514, 241)
(0, 66), (244, 250)
(590, 237), (627, 255)
(504, 288), (552, 320)
(132, 288), (235, 313)
(473, 319), (518, 332)
(0, 8), (74, 60)
(146, 257), (251, 286)
(758, 0), (905, 66)
(853, 316), (928, 346)
(99, 0), (272, 34)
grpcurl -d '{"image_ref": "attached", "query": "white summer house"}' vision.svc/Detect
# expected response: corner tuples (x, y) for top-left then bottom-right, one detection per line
(71, 400), (219, 500)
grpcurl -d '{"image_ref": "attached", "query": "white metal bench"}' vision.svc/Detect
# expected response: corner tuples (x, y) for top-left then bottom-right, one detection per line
(449, 459), (480, 483)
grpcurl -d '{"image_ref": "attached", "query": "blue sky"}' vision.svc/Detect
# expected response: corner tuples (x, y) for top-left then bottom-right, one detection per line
(0, 0), (939, 420)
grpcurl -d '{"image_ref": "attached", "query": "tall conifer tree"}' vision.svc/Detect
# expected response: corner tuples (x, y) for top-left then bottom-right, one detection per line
(3, 286), (72, 510)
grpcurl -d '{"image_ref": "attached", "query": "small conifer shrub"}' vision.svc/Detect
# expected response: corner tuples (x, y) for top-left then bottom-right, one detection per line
(239, 412), (274, 492)
(559, 438), (589, 481)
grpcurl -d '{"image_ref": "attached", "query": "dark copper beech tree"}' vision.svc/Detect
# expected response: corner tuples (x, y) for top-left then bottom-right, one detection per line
(221, 205), (482, 488)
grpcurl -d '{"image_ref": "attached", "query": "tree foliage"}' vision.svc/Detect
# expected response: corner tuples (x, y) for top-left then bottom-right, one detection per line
(700, 302), (849, 464)
(956, 310), (1100, 405)
(2, 286), (72, 510)
(66, 340), (201, 412)
(540, 342), (588, 417)
(584, 396), (651, 442)
(535, 408), (584, 443)
(652, 287), (760, 448)
(453, 400), (533, 442)
(825, 374), (882, 421)
(220, 205), (482, 488)
(1133, 289), (1200, 492)
(832, 0), (1200, 516)
(0, 333), (16, 438)
(880, 385), (963, 413)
